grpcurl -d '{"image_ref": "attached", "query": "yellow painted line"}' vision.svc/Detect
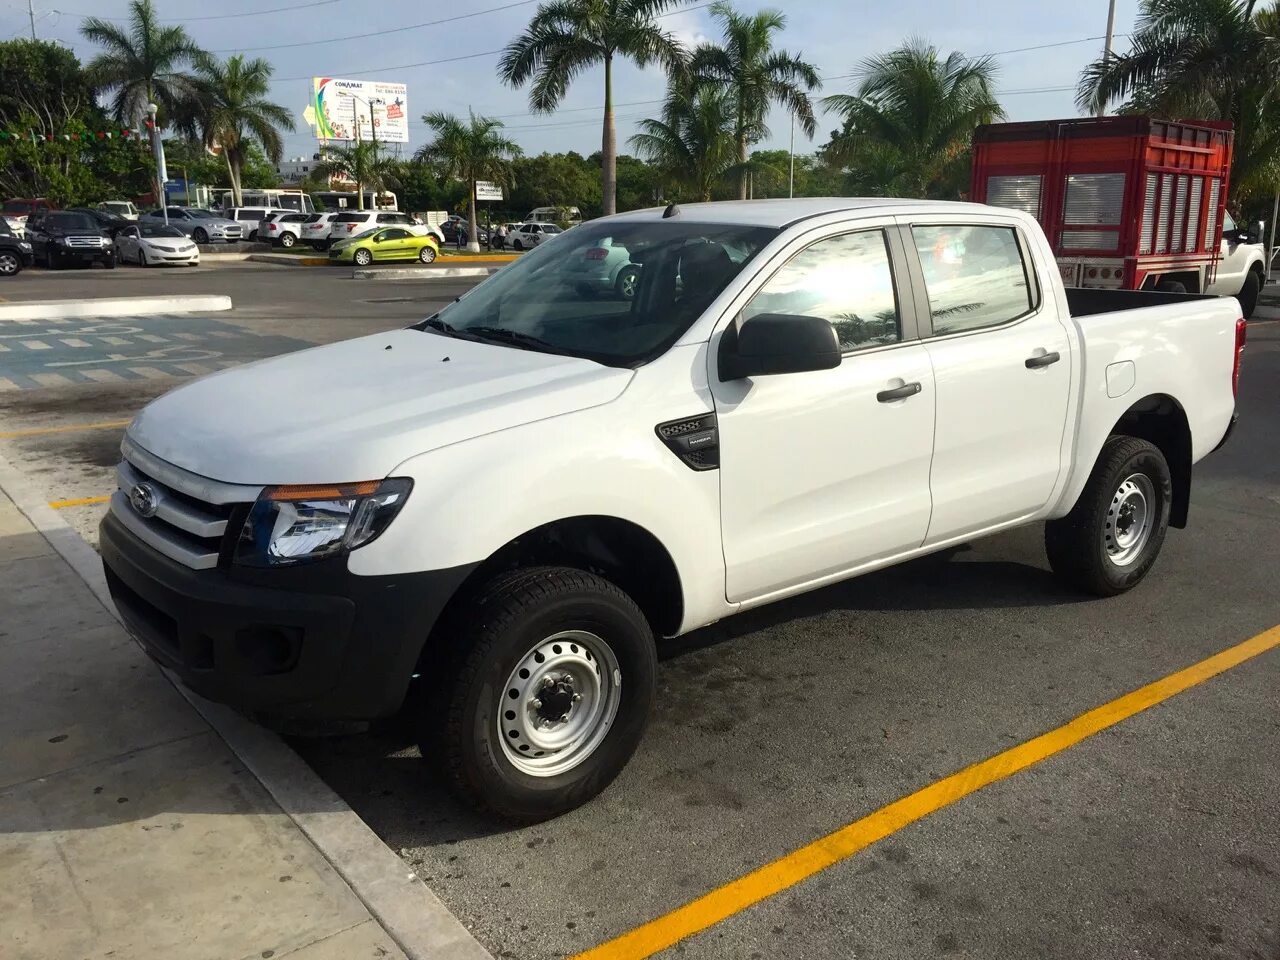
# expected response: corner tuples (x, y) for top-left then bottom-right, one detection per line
(49, 494), (111, 509)
(0, 419), (130, 440)
(573, 624), (1280, 960)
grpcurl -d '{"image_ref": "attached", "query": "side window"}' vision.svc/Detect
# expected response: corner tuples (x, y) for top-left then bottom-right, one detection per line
(912, 225), (1037, 336)
(381, 228), (410, 240)
(1223, 212), (1237, 232)
(743, 229), (902, 352)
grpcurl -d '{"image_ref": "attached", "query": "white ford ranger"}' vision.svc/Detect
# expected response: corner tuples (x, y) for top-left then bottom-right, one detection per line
(101, 199), (1244, 821)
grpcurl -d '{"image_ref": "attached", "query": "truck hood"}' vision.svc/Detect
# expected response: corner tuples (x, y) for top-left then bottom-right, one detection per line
(127, 329), (633, 484)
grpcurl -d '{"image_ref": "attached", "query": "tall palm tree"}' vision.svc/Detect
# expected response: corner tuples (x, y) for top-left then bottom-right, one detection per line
(499, 0), (689, 216)
(313, 142), (402, 212)
(80, 0), (204, 200)
(415, 111), (521, 252)
(192, 54), (294, 207)
(691, 1), (820, 200)
(629, 83), (739, 201)
(1077, 0), (1280, 203)
(823, 41), (1004, 199)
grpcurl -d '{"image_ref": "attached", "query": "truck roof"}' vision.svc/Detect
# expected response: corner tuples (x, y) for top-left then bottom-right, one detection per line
(607, 197), (991, 229)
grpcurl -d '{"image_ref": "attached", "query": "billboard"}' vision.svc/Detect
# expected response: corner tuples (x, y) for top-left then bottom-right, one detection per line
(311, 77), (408, 144)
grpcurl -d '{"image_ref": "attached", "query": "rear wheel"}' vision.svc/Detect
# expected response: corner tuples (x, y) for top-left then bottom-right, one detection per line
(1046, 436), (1172, 596)
(418, 245), (437, 263)
(1236, 270), (1260, 319)
(280, 232), (296, 248)
(1156, 279), (1187, 294)
(615, 265), (640, 300)
(421, 567), (656, 822)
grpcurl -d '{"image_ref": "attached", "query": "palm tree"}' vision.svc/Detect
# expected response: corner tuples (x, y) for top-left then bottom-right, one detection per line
(313, 142), (402, 212)
(80, 0), (204, 200)
(191, 54), (294, 207)
(415, 111), (521, 252)
(499, 0), (689, 216)
(629, 83), (739, 201)
(691, 1), (820, 200)
(823, 41), (1004, 199)
(1077, 0), (1280, 203)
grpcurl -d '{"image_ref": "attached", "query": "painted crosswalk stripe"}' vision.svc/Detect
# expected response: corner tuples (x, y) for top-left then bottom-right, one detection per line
(59, 338), (91, 348)
(30, 372), (73, 388)
(174, 362), (212, 376)
(174, 332), (203, 341)
(20, 340), (50, 350)
(0, 343), (9, 352)
(0, 377), (19, 391)
(215, 360), (241, 369)
(100, 336), (130, 346)
(128, 366), (172, 380)
(211, 330), (240, 339)
(137, 334), (168, 343)
(79, 369), (127, 383)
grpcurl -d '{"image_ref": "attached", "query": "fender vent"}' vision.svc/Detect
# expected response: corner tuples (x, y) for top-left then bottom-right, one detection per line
(656, 414), (718, 471)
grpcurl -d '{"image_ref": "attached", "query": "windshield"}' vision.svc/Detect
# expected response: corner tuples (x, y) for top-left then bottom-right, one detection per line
(102, 202), (132, 214)
(186, 209), (217, 219)
(2, 201), (36, 214)
(140, 224), (184, 238)
(47, 213), (96, 231)
(417, 220), (776, 367)
(345, 227), (379, 241)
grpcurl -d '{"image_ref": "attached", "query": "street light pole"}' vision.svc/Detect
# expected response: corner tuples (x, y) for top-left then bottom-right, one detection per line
(788, 113), (795, 199)
(147, 103), (169, 225)
(27, 0), (36, 39)
(1096, 0), (1118, 118)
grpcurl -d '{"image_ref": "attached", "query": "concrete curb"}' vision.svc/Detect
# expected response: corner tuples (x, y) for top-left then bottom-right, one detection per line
(352, 265), (503, 280)
(0, 295), (233, 320)
(248, 253), (329, 267)
(0, 451), (493, 960)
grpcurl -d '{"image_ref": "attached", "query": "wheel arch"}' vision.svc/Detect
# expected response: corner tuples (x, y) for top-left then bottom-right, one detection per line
(1109, 393), (1192, 528)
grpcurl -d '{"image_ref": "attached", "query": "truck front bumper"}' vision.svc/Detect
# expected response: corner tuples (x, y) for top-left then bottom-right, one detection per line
(100, 511), (474, 720)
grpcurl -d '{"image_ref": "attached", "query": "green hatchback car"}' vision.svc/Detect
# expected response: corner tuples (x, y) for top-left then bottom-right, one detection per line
(330, 227), (440, 266)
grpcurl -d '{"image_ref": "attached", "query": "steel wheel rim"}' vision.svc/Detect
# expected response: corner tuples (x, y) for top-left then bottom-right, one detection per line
(497, 630), (621, 777)
(619, 270), (638, 298)
(420, 247), (435, 263)
(355, 250), (371, 265)
(0, 254), (16, 274)
(1105, 472), (1155, 566)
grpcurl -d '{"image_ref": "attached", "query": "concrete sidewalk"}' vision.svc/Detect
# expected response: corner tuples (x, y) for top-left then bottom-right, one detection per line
(0, 483), (489, 960)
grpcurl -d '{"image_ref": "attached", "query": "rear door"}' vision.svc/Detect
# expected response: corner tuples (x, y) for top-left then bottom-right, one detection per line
(713, 221), (936, 602)
(899, 217), (1073, 544)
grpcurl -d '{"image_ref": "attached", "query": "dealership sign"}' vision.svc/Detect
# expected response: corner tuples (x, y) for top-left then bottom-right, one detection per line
(310, 77), (409, 144)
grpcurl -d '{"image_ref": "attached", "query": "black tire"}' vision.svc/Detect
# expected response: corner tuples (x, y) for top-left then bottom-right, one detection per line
(280, 232), (296, 248)
(353, 248), (373, 266)
(1045, 436), (1172, 597)
(0, 251), (20, 276)
(1156, 279), (1187, 294)
(249, 230), (259, 242)
(192, 227), (208, 245)
(138, 249), (147, 267)
(103, 255), (116, 270)
(421, 566), (656, 822)
(418, 245), (437, 264)
(513, 239), (524, 251)
(44, 248), (58, 270)
(1236, 270), (1260, 319)
(615, 265), (640, 300)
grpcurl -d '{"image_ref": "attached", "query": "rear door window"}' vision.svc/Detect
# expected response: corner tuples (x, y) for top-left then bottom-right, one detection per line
(911, 224), (1038, 336)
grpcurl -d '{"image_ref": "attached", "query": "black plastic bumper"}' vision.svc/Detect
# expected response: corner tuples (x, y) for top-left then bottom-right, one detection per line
(100, 511), (475, 719)
(1213, 412), (1238, 453)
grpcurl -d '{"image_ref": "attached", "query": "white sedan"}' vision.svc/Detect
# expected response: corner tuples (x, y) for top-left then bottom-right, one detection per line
(117, 223), (200, 267)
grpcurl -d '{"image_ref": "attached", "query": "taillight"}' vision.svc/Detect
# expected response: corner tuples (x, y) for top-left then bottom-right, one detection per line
(268, 223), (278, 231)
(1232, 317), (1246, 399)
(585, 247), (608, 260)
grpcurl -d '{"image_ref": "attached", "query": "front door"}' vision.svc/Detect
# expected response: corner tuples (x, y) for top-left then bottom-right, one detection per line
(713, 225), (936, 602)
(902, 220), (1073, 544)
(1205, 212), (1255, 295)
(374, 228), (413, 260)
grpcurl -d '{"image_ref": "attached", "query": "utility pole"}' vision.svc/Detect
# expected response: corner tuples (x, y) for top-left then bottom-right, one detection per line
(1096, 0), (1118, 118)
(352, 97), (363, 210)
(27, 0), (36, 39)
(788, 113), (795, 199)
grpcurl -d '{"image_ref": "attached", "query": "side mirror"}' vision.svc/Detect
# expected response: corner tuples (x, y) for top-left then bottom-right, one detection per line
(718, 313), (842, 381)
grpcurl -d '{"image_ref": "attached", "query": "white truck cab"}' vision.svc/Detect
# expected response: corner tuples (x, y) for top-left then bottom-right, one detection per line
(102, 199), (1243, 821)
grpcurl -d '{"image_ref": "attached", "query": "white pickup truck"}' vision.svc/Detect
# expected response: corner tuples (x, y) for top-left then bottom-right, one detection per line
(101, 199), (1244, 821)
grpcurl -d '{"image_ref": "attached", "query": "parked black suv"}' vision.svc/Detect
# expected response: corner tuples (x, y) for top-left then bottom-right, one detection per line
(0, 218), (33, 276)
(26, 209), (116, 269)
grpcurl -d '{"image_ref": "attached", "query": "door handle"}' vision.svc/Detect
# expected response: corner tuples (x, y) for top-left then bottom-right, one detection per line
(876, 382), (922, 403)
(1025, 351), (1061, 369)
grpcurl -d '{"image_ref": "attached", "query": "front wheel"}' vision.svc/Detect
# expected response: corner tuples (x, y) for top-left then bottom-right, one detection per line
(615, 265), (640, 300)
(192, 228), (208, 245)
(421, 567), (656, 822)
(1236, 270), (1260, 319)
(138, 249), (147, 267)
(418, 245), (437, 264)
(0, 252), (20, 276)
(1046, 436), (1172, 596)
(353, 248), (373, 266)
(513, 239), (523, 251)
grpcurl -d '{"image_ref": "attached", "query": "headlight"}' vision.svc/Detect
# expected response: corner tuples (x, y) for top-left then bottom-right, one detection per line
(235, 478), (411, 567)
(19, 241), (30, 250)
(57, 236), (72, 245)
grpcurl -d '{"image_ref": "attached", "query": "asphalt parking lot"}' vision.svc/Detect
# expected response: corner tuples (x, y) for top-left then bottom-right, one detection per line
(1, 266), (1277, 960)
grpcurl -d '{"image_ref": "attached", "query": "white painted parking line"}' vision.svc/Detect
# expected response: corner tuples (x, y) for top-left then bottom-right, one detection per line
(99, 336), (130, 346)
(0, 377), (18, 391)
(137, 334), (169, 343)
(210, 330), (241, 339)
(20, 340), (50, 350)
(30, 372), (74, 388)
(127, 366), (172, 380)
(174, 363), (212, 376)
(215, 360), (241, 368)
(79, 369), (127, 383)
(59, 338), (91, 348)
(173, 332), (202, 341)
(0, 343), (8, 352)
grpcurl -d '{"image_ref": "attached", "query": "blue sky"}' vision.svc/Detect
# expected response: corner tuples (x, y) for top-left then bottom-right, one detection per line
(7, 0), (1142, 161)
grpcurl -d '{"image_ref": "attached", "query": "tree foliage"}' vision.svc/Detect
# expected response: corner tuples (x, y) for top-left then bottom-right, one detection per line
(823, 40), (1004, 199)
(630, 82), (740, 201)
(499, 0), (690, 215)
(416, 111), (522, 249)
(313, 141), (402, 209)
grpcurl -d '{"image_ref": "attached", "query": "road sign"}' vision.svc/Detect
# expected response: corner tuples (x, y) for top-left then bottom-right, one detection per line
(475, 181), (503, 201)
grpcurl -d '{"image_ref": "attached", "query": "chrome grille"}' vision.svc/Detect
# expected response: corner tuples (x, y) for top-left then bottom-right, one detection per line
(66, 236), (107, 248)
(110, 437), (261, 570)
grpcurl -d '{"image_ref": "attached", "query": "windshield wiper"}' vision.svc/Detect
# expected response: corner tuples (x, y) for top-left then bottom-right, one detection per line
(463, 326), (556, 352)
(419, 315), (456, 334)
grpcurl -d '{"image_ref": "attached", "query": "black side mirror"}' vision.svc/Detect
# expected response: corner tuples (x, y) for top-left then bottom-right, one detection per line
(718, 313), (842, 380)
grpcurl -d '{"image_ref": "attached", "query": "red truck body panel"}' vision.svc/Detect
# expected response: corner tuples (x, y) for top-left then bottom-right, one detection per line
(971, 116), (1233, 290)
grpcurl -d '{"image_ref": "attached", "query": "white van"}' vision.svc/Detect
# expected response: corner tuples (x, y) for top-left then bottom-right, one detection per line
(526, 205), (581, 225)
(217, 190), (315, 214)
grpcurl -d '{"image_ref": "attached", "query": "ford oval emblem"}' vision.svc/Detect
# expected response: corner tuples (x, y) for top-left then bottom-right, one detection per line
(129, 482), (159, 518)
